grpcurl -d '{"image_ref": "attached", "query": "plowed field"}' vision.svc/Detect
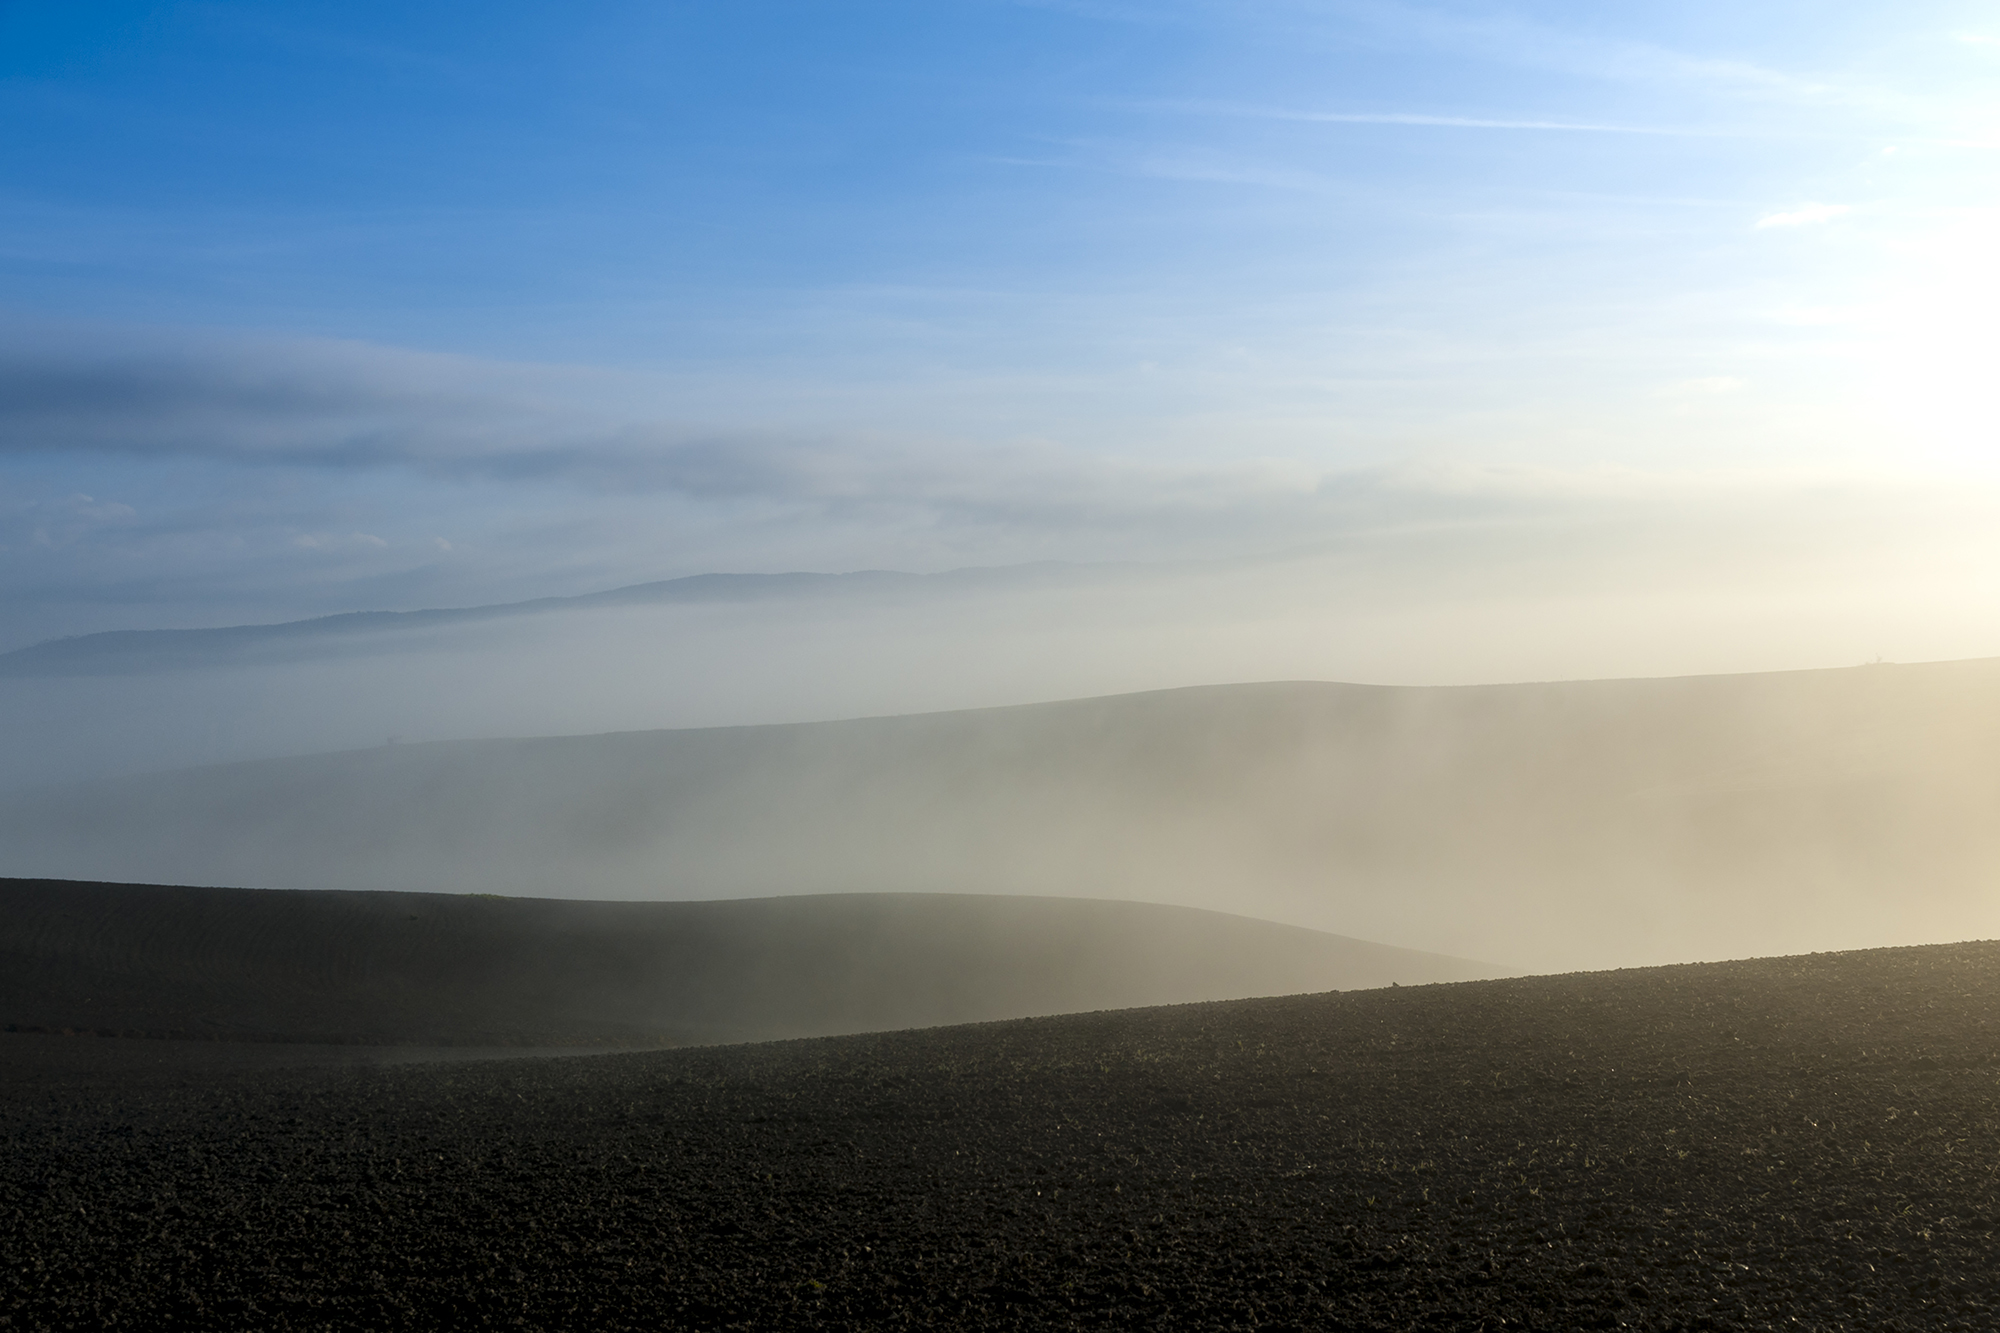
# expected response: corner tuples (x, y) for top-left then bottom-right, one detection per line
(5, 942), (1997, 1330)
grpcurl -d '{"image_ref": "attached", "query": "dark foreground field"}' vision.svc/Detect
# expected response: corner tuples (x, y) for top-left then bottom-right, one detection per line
(6, 943), (1998, 1331)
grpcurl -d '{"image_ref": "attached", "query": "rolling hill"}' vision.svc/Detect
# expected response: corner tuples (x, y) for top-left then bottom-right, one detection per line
(0, 879), (1493, 1045)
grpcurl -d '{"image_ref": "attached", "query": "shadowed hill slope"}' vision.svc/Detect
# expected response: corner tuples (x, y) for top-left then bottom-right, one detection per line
(0, 879), (1495, 1045)
(5, 658), (2000, 970)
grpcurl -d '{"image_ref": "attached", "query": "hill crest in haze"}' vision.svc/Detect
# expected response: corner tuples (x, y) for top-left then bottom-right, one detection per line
(0, 879), (1497, 1046)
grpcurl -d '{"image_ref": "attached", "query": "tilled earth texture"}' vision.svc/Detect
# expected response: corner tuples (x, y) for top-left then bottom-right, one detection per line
(6, 943), (1999, 1332)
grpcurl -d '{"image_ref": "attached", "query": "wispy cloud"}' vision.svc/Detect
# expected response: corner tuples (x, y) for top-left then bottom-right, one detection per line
(0, 329), (1877, 573)
(1035, 0), (1854, 111)
(1130, 154), (1337, 192)
(294, 532), (389, 551)
(3, 492), (140, 554)
(1358, 2), (1844, 106)
(1755, 203), (1851, 229)
(1658, 376), (1747, 397)
(1134, 100), (1708, 137)
(0, 332), (1414, 547)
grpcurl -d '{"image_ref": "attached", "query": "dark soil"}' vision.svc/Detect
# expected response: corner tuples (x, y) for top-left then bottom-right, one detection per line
(6, 942), (1999, 1331)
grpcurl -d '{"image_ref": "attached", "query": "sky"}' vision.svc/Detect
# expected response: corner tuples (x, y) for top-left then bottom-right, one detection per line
(3, 0), (1998, 667)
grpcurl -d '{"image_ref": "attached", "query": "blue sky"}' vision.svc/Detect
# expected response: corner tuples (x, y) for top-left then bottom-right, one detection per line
(2, 1), (1997, 650)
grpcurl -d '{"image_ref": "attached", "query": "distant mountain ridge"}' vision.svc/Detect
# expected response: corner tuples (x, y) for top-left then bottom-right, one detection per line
(0, 562), (1094, 676)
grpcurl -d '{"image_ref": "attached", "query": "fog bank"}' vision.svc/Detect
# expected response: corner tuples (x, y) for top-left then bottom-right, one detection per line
(7, 507), (2000, 793)
(7, 661), (1999, 973)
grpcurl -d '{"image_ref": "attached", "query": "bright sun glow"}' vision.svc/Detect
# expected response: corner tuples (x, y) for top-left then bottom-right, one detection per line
(1858, 210), (2000, 470)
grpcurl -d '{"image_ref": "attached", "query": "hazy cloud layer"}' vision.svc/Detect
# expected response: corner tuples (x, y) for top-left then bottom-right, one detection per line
(0, 330), (1573, 565)
(5, 321), (1999, 661)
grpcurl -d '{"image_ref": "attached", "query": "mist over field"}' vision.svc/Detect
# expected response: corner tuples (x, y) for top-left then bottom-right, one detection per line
(7, 489), (2000, 978)
(9, 655), (2000, 975)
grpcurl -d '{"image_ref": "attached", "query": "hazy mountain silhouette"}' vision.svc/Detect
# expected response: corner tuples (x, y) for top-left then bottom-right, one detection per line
(0, 563), (1096, 676)
(6, 659), (2000, 971)
(0, 879), (1494, 1045)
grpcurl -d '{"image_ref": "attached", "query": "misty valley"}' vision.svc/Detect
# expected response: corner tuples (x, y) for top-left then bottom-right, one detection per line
(7, 657), (2000, 1330)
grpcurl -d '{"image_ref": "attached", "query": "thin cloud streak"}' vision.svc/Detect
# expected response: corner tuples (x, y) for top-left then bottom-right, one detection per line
(1133, 98), (1979, 146)
(1334, 2), (1845, 107)
(1130, 100), (1720, 136)
(12, 325), (1991, 637)
(0, 333), (1466, 549)
(1756, 203), (1852, 228)
(1, 329), (1986, 580)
